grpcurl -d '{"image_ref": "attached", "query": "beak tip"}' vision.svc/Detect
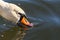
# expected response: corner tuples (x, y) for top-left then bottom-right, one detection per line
(28, 23), (34, 27)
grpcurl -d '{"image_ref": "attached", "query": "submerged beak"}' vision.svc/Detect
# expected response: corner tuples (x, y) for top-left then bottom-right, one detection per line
(21, 17), (33, 27)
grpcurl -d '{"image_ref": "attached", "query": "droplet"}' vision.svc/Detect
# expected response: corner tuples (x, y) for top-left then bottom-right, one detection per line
(1, 35), (4, 37)
(3, 24), (6, 26)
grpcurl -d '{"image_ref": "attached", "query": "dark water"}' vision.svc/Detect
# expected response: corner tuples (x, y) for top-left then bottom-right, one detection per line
(0, 0), (60, 40)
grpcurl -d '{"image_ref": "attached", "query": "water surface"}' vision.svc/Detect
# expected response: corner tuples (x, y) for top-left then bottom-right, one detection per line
(0, 0), (60, 40)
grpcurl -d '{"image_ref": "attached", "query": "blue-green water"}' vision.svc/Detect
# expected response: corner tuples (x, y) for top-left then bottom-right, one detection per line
(0, 0), (60, 40)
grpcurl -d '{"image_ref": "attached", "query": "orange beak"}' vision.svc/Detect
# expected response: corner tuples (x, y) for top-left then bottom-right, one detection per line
(21, 17), (33, 27)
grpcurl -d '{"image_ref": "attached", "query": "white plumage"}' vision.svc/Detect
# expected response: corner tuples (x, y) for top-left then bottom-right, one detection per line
(0, 0), (26, 23)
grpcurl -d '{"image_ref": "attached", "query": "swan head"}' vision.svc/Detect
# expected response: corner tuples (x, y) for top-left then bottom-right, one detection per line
(17, 13), (34, 30)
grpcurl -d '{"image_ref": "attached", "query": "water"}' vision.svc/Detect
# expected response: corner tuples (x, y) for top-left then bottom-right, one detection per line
(0, 0), (60, 40)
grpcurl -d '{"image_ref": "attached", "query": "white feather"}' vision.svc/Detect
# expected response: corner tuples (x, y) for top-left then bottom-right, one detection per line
(0, 0), (26, 23)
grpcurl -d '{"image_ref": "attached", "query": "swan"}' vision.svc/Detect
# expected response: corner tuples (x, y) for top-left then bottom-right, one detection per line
(0, 0), (33, 30)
